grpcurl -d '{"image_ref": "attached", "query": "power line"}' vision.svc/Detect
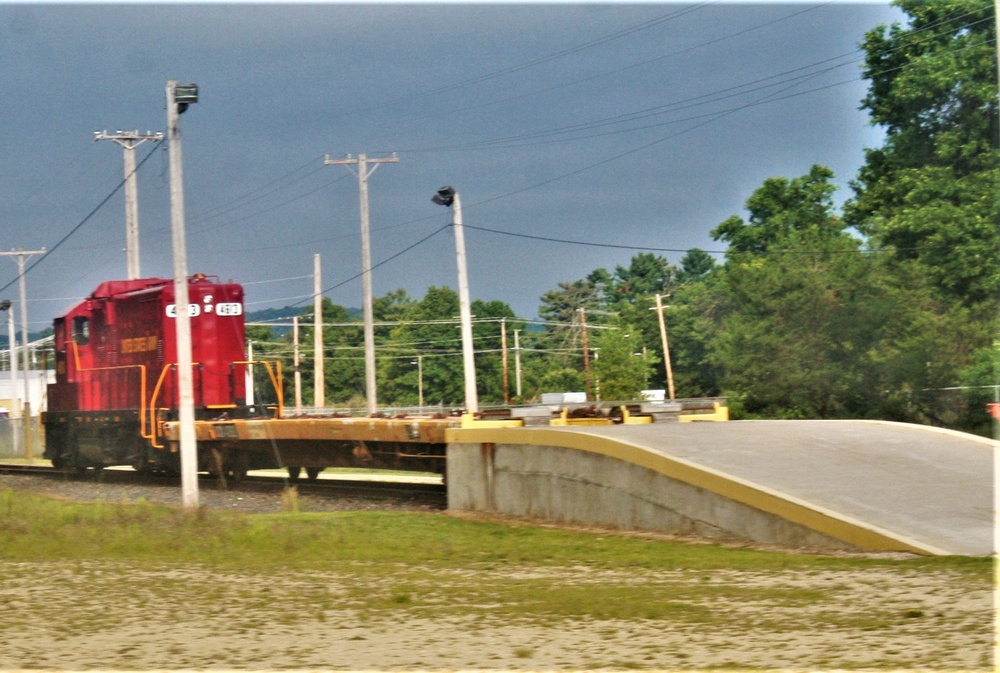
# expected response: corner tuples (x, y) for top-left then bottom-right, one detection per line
(329, 2), (716, 121)
(292, 223), (452, 308)
(189, 155), (327, 223)
(0, 142), (161, 295)
(394, 1), (840, 144)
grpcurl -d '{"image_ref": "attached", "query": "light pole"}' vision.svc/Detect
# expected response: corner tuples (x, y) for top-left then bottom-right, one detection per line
(313, 253), (324, 408)
(410, 355), (424, 410)
(431, 186), (478, 414)
(166, 79), (199, 509)
(514, 329), (522, 399)
(0, 300), (18, 457)
(1, 249), (44, 459)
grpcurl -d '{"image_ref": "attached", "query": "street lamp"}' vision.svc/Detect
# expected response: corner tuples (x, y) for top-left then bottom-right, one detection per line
(431, 186), (478, 414)
(0, 300), (18, 457)
(166, 79), (199, 509)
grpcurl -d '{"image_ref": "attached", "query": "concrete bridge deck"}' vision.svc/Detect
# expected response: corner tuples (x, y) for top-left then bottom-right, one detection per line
(447, 420), (995, 556)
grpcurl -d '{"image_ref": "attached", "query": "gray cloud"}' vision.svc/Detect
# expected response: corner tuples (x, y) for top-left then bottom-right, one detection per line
(0, 2), (902, 321)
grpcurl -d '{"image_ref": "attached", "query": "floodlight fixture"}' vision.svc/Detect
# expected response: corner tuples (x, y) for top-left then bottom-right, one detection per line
(174, 84), (199, 114)
(431, 186), (455, 207)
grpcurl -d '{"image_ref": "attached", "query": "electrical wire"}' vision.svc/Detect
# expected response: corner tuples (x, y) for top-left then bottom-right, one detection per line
(0, 142), (161, 295)
(10, 5), (990, 303)
(328, 2), (716, 120)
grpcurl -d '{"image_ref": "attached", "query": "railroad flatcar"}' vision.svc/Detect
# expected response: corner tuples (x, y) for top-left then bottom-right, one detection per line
(42, 274), (252, 473)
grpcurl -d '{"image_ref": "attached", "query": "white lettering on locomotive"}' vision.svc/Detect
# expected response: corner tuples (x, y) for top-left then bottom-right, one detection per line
(165, 304), (202, 318)
(166, 301), (242, 318)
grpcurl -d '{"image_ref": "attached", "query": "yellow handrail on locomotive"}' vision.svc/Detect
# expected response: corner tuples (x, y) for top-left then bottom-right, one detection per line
(147, 359), (284, 449)
(66, 340), (149, 440)
(147, 363), (178, 449)
(232, 359), (284, 418)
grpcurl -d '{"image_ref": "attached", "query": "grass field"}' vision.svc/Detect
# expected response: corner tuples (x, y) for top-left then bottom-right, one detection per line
(0, 489), (994, 670)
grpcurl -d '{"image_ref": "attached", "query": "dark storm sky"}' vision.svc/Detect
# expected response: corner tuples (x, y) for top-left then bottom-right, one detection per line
(0, 1), (902, 326)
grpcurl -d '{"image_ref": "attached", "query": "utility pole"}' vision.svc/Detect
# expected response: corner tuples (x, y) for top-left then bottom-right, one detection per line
(324, 153), (398, 416)
(514, 329), (523, 399)
(579, 307), (592, 400)
(414, 354), (423, 410)
(653, 293), (676, 401)
(313, 253), (324, 408)
(165, 79), (199, 509)
(501, 317), (510, 404)
(94, 130), (164, 279)
(293, 316), (302, 414)
(1, 249), (45, 460)
(245, 340), (254, 406)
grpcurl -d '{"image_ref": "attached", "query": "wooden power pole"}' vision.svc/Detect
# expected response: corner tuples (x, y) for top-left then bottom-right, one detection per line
(324, 153), (397, 416)
(94, 130), (163, 279)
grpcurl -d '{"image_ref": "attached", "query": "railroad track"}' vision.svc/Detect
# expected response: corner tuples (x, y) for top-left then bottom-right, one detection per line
(0, 462), (447, 510)
(241, 472), (447, 507)
(0, 463), (56, 476)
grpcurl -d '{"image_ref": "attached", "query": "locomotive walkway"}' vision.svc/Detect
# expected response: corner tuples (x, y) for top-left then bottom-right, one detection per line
(447, 419), (995, 556)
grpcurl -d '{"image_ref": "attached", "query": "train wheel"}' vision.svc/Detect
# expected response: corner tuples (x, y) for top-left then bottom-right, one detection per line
(130, 452), (150, 474)
(305, 467), (323, 481)
(287, 466), (301, 482)
(228, 452), (249, 483)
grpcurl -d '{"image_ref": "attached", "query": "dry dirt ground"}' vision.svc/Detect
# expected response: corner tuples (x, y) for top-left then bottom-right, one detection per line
(0, 471), (994, 671)
(0, 559), (994, 671)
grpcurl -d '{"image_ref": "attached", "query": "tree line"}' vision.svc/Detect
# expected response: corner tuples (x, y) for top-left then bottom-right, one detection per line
(249, 1), (997, 437)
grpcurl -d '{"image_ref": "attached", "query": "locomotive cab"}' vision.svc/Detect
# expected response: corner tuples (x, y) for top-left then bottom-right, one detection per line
(42, 275), (248, 473)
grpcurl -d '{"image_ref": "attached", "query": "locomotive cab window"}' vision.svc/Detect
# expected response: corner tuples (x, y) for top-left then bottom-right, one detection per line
(73, 316), (90, 346)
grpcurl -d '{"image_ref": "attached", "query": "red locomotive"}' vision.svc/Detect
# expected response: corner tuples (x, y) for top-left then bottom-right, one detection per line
(42, 274), (251, 473)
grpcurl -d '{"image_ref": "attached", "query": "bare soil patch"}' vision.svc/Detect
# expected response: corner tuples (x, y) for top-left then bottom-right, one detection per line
(0, 471), (993, 670)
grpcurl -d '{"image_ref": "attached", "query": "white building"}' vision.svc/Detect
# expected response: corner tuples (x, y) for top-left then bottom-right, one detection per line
(0, 369), (55, 415)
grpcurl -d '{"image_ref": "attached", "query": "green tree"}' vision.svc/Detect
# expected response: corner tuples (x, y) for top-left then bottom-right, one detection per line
(372, 288), (414, 339)
(591, 320), (653, 401)
(291, 300), (366, 407)
(705, 166), (898, 419)
(535, 273), (608, 378)
(379, 287), (465, 408)
(712, 165), (849, 255)
(711, 230), (890, 418)
(538, 272), (608, 325)
(607, 252), (675, 305)
(845, 0), (999, 303)
(468, 299), (520, 404)
(861, 262), (997, 431)
(245, 324), (282, 405)
(376, 288), (518, 408)
(660, 276), (727, 399)
(677, 248), (717, 283)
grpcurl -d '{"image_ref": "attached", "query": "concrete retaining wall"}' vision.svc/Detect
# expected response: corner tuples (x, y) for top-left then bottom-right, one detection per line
(447, 440), (857, 550)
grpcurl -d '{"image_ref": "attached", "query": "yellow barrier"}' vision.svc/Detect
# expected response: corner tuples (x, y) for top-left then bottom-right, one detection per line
(549, 408), (614, 426)
(620, 406), (653, 425)
(678, 401), (729, 423)
(460, 413), (524, 429)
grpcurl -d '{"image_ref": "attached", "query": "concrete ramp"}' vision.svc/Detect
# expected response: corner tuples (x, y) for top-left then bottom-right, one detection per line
(446, 420), (995, 556)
